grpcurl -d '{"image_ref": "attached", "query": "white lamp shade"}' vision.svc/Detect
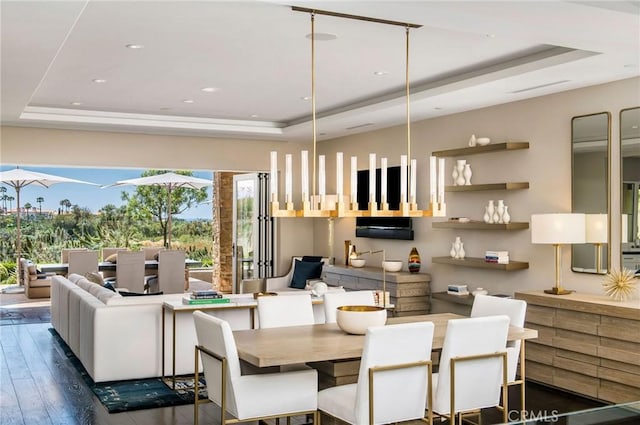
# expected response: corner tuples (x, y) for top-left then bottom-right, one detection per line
(531, 213), (586, 244)
(585, 214), (608, 243)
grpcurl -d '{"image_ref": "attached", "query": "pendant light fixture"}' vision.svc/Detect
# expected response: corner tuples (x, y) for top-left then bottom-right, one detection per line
(270, 7), (446, 218)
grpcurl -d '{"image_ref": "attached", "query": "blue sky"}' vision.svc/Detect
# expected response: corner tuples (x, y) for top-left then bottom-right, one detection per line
(0, 165), (213, 220)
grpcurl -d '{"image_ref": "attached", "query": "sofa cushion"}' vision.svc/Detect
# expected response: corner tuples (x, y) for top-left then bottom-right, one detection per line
(290, 259), (323, 289)
(85, 271), (104, 285)
(104, 253), (118, 263)
(301, 255), (323, 263)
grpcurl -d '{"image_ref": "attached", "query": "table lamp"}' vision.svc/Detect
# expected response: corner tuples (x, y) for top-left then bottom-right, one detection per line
(531, 213), (586, 295)
(585, 214), (607, 274)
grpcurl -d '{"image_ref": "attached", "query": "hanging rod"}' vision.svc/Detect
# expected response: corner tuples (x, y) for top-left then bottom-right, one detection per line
(291, 6), (422, 28)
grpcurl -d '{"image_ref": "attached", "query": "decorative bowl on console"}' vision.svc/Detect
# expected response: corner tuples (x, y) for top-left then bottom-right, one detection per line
(350, 258), (366, 267)
(382, 260), (403, 272)
(336, 305), (387, 335)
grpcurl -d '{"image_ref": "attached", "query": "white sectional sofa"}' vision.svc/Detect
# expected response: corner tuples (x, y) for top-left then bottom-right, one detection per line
(51, 273), (328, 383)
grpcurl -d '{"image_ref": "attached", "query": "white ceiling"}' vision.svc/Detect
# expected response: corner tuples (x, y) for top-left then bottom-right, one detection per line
(1, 0), (639, 142)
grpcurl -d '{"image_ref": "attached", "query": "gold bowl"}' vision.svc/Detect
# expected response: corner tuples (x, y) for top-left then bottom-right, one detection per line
(253, 292), (278, 299)
(336, 305), (387, 335)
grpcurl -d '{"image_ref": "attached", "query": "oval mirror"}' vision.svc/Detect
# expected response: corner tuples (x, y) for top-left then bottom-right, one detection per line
(571, 112), (610, 274)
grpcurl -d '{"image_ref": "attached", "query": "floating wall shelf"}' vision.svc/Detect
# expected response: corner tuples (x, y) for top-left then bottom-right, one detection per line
(432, 141), (529, 157)
(446, 182), (529, 192)
(432, 256), (529, 271)
(432, 221), (529, 230)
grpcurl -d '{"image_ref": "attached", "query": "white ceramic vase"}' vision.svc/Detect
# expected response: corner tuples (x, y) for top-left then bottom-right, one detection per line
(487, 200), (495, 224)
(468, 134), (477, 147)
(453, 236), (462, 259)
(497, 200), (505, 224)
(456, 160), (466, 186)
(450, 243), (457, 258)
(463, 164), (472, 185)
(502, 205), (511, 224)
(483, 206), (490, 223)
(458, 242), (466, 259)
(452, 167), (459, 186)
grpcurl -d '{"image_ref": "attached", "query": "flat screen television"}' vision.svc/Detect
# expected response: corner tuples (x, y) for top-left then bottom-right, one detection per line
(355, 166), (414, 240)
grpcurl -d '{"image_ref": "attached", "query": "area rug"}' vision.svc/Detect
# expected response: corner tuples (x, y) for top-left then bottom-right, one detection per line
(48, 328), (207, 413)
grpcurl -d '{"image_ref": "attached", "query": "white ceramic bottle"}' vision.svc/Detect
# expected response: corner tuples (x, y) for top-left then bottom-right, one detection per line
(453, 236), (462, 259)
(497, 200), (505, 224)
(502, 205), (511, 224)
(456, 160), (466, 186)
(483, 206), (491, 223)
(487, 200), (495, 224)
(463, 163), (472, 185)
(458, 242), (466, 259)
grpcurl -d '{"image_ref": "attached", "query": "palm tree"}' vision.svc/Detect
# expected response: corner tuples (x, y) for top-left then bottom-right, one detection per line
(36, 196), (44, 214)
(60, 198), (71, 213)
(7, 195), (14, 213)
(23, 202), (32, 218)
(0, 187), (6, 212)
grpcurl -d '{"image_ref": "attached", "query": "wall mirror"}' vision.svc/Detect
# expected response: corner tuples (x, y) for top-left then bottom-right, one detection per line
(621, 107), (640, 274)
(572, 112), (610, 274)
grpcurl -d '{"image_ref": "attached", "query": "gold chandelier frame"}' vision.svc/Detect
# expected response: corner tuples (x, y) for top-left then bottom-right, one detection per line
(270, 7), (446, 219)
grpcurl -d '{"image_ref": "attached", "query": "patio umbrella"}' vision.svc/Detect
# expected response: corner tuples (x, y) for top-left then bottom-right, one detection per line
(105, 172), (212, 247)
(0, 167), (96, 283)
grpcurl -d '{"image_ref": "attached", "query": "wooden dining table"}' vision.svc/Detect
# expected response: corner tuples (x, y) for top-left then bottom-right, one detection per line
(233, 312), (538, 368)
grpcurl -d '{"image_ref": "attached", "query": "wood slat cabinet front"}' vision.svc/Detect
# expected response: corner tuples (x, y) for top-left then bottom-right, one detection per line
(515, 291), (640, 403)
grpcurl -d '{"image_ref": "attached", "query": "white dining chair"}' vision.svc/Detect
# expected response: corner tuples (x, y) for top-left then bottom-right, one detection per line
(430, 315), (510, 424)
(193, 311), (318, 425)
(471, 294), (527, 413)
(67, 250), (99, 277)
(323, 290), (376, 323)
(114, 251), (145, 292)
(157, 249), (185, 294)
(318, 321), (435, 425)
(256, 294), (315, 329)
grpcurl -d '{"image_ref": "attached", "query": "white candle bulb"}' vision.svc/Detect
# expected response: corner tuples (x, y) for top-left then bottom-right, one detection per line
(400, 155), (407, 203)
(301, 150), (309, 202)
(438, 157), (445, 204)
(381, 157), (388, 204)
(319, 155), (326, 196)
(270, 151), (278, 202)
(336, 152), (343, 197)
(429, 156), (437, 204)
(351, 156), (358, 205)
(410, 159), (417, 204)
(369, 153), (376, 203)
(285, 154), (292, 203)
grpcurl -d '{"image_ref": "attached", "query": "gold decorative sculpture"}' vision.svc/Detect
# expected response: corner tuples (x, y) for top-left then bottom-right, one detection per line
(602, 268), (637, 301)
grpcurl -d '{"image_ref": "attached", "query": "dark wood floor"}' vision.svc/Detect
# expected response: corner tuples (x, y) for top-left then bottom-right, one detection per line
(0, 304), (605, 425)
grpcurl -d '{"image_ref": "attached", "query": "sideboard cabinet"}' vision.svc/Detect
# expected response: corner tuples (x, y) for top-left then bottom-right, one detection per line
(515, 291), (640, 403)
(322, 265), (431, 316)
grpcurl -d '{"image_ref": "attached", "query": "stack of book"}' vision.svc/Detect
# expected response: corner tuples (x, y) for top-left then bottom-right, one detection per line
(447, 284), (469, 296)
(182, 290), (230, 305)
(485, 250), (509, 264)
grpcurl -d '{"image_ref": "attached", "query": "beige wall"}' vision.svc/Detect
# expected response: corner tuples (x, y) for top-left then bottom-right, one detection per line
(2, 77), (639, 294)
(314, 76), (640, 296)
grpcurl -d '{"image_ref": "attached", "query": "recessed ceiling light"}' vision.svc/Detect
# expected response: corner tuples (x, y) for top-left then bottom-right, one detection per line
(632, 125), (639, 129)
(305, 33), (337, 41)
(301, 96), (312, 101)
(160, 107), (172, 111)
(70, 101), (83, 106)
(183, 99), (195, 104)
(373, 71), (389, 76)
(201, 87), (217, 93)
(125, 44), (144, 49)
(434, 107), (443, 110)
(250, 114), (259, 118)
(92, 79), (106, 83)
(485, 33), (496, 38)
(623, 63), (636, 68)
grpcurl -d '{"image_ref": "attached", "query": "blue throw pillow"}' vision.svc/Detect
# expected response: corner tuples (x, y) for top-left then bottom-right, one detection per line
(103, 281), (117, 292)
(119, 290), (164, 296)
(301, 256), (323, 263)
(290, 259), (323, 289)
